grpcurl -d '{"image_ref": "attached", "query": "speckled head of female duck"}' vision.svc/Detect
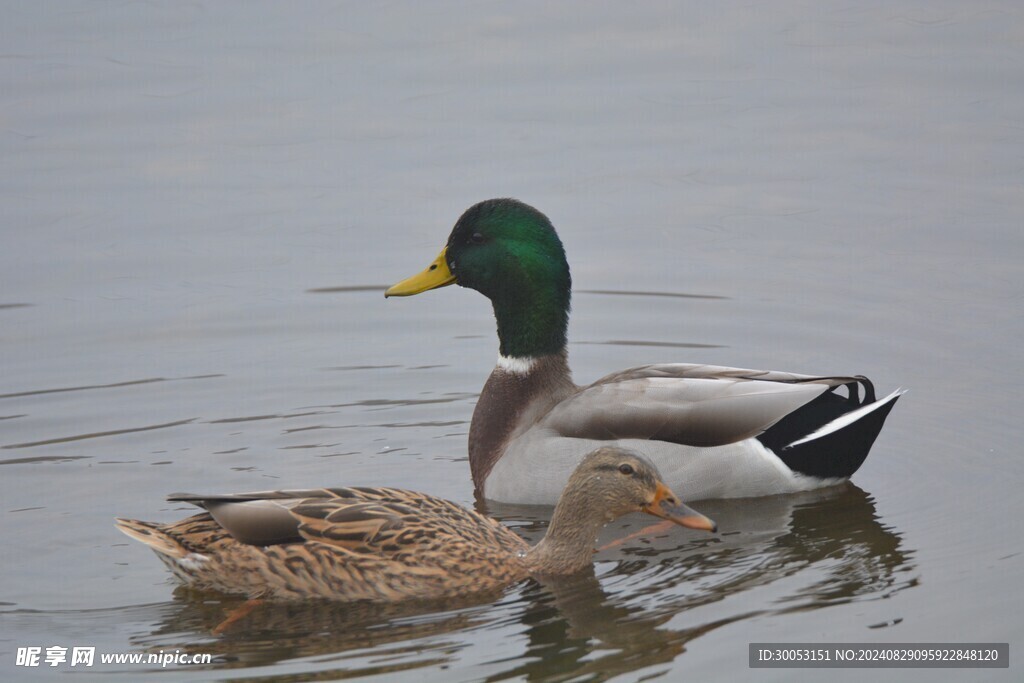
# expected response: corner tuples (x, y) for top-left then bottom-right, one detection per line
(115, 447), (715, 601)
(526, 447), (716, 575)
(385, 199), (902, 505)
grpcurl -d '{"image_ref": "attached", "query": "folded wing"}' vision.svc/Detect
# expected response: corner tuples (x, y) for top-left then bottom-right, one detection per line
(543, 363), (869, 447)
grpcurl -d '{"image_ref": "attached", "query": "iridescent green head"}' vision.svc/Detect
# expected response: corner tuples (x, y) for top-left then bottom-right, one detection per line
(386, 199), (572, 359)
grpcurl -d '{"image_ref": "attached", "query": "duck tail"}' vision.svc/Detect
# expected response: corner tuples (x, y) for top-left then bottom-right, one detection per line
(115, 518), (188, 559)
(759, 386), (904, 479)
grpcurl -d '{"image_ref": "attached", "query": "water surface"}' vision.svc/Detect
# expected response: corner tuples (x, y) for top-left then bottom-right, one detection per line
(1, 2), (1021, 681)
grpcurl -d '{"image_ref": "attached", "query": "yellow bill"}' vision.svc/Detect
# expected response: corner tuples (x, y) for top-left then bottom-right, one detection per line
(384, 247), (456, 298)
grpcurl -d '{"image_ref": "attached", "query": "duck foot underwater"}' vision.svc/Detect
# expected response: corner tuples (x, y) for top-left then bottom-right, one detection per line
(211, 598), (264, 635)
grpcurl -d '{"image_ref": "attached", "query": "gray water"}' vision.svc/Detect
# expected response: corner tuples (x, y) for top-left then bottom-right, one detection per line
(2, 2), (1022, 681)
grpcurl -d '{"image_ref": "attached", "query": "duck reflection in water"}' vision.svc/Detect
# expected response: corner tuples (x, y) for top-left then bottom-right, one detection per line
(127, 484), (913, 680)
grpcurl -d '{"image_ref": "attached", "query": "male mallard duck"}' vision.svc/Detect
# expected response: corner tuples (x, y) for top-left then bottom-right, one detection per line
(115, 447), (715, 600)
(386, 199), (902, 504)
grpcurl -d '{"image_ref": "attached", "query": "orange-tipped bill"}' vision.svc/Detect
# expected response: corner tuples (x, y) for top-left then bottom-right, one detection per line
(642, 481), (717, 533)
(384, 247), (456, 297)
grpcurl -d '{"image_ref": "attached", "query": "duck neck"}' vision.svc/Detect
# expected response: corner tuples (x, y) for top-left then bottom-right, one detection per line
(526, 487), (610, 575)
(491, 283), (570, 359)
(469, 351), (575, 493)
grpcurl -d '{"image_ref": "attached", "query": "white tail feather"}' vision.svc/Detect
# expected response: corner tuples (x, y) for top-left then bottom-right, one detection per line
(786, 388), (905, 448)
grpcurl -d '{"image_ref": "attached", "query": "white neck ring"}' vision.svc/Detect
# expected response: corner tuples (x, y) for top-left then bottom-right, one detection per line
(496, 355), (537, 374)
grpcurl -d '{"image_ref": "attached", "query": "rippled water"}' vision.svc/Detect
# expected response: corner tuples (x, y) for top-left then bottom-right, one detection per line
(2, 2), (1022, 681)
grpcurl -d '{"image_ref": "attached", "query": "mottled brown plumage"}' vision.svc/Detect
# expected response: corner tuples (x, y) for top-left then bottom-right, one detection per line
(116, 448), (716, 601)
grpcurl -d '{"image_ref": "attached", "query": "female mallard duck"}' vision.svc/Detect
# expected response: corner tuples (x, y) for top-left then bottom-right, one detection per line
(386, 199), (902, 504)
(115, 447), (715, 600)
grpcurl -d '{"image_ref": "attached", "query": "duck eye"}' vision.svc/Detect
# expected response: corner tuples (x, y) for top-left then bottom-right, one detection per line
(618, 463), (635, 476)
(469, 232), (486, 245)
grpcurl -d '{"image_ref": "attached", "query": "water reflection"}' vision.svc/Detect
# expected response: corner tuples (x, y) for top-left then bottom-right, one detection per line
(482, 484), (914, 680)
(131, 592), (502, 676)
(0, 374), (222, 400)
(572, 339), (724, 350)
(576, 289), (729, 300)
(118, 484), (913, 680)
